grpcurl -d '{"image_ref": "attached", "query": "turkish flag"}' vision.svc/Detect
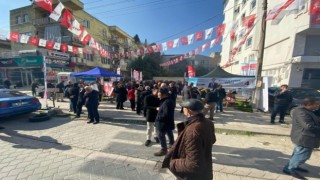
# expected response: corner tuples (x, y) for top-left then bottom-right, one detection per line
(230, 31), (236, 39)
(187, 65), (196, 77)
(83, 48), (88, 54)
(195, 31), (204, 41)
(242, 14), (256, 28)
(60, 44), (67, 52)
(216, 24), (226, 37)
(34, 0), (54, 12)
(214, 36), (221, 45)
(61, 10), (73, 29)
(29, 36), (39, 46)
(310, 0), (320, 15)
(180, 36), (188, 45)
(9, 32), (19, 42)
(46, 41), (54, 49)
(72, 46), (78, 54)
(167, 40), (173, 49)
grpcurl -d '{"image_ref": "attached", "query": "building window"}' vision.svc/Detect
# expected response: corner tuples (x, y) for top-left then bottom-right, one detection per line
(23, 14), (29, 23)
(250, 0), (256, 10)
(246, 37), (252, 47)
(82, 20), (90, 29)
(238, 46), (242, 52)
(249, 54), (255, 60)
(21, 32), (32, 36)
(16, 16), (22, 24)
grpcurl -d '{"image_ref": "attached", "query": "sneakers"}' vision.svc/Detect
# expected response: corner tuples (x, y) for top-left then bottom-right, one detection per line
(154, 137), (160, 143)
(145, 140), (151, 146)
(154, 150), (167, 156)
(283, 169), (307, 180)
(279, 120), (286, 124)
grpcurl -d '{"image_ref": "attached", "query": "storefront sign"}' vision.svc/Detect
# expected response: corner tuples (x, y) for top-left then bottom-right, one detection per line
(16, 56), (43, 66)
(188, 77), (256, 89)
(45, 57), (69, 67)
(0, 58), (17, 67)
(47, 51), (69, 60)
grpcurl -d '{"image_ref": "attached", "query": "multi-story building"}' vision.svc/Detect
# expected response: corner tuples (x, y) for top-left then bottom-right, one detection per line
(221, 0), (320, 89)
(2, 0), (137, 86)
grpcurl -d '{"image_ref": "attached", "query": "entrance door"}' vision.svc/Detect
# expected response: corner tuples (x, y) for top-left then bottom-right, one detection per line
(21, 71), (32, 86)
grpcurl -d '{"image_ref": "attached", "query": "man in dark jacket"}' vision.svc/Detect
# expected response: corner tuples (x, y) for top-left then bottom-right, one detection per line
(75, 84), (86, 118)
(180, 82), (193, 113)
(68, 83), (80, 114)
(215, 84), (226, 113)
(168, 83), (178, 108)
(84, 86), (100, 124)
(203, 89), (219, 120)
(113, 83), (127, 110)
(270, 84), (293, 124)
(283, 98), (320, 179)
(144, 88), (160, 146)
(162, 99), (216, 180)
(56, 81), (65, 102)
(154, 88), (175, 156)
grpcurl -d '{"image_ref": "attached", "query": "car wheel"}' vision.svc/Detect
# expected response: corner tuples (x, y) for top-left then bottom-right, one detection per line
(29, 113), (51, 122)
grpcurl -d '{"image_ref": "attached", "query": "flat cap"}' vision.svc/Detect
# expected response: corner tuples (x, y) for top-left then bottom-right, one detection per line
(179, 99), (204, 111)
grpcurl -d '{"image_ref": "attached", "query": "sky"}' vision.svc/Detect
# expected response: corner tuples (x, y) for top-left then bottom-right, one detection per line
(0, 0), (224, 56)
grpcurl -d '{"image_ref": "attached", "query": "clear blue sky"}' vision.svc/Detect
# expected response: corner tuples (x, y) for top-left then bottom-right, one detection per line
(0, 0), (224, 56)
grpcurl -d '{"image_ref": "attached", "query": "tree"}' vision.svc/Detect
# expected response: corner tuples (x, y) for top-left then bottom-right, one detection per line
(133, 34), (141, 44)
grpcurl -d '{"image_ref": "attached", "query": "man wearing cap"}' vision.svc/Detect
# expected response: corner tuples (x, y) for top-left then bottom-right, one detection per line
(154, 88), (175, 156)
(162, 99), (216, 179)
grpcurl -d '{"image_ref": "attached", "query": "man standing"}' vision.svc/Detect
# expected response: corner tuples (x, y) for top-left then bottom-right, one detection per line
(283, 98), (320, 180)
(4, 79), (11, 89)
(215, 84), (226, 113)
(154, 88), (175, 156)
(168, 82), (178, 108)
(31, 81), (38, 97)
(113, 83), (127, 110)
(64, 80), (73, 112)
(180, 82), (193, 113)
(203, 89), (219, 120)
(144, 88), (160, 146)
(270, 84), (293, 124)
(84, 86), (100, 124)
(162, 99), (216, 180)
(55, 81), (65, 102)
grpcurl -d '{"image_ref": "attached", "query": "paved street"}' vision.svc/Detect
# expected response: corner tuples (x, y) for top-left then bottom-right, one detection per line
(0, 94), (319, 179)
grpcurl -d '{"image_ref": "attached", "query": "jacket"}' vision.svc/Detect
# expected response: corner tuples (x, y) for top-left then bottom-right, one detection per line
(217, 88), (226, 99)
(114, 87), (127, 102)
(291, 107), (320, 148)
(84, 90), (99, 108)
(182, 86), (192, 101)
(204, 90), (219, 103)
(144, 94), (160, 122)
(273, 90), (293, 105)
(162, 113), (216, 180)
(128, 89), (135, 101)
(155, 97), (175, 131)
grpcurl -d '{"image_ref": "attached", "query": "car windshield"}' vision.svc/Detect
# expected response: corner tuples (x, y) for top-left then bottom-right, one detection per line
(290, 89), (320, 99)
(0, 91), (27, 98)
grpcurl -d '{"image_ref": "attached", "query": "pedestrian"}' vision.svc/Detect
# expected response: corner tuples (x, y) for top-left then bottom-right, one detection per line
(75, 84), (86, 118)
(162, 99), (216, 180)
(282, 98), (320, 180)
(31, 81), (38, 97)
(55, 81), (65, 102)
(64, 80), (73, 112)
(135, 85), (143, 115)
(97, 81), (103, 102)
(203, 89), (219, 120)
(68, 83), (80, 114)
(113, 83), (127, 110)
(180, 82), (193, 113)
(215, 84), (226, 113)
(141, 86), (152, 116)
(270, 84), (293, 124)
(4, 79), (11, 89)
(154, 88), (175, 156)
(168, 83), (178, 108)
(84, 86), (100, 124)
(144, 88), (161, 146)
(128, 86), (135, 111)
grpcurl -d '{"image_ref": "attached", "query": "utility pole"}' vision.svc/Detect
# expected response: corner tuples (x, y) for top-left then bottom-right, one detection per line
(252, 0), (268, 110)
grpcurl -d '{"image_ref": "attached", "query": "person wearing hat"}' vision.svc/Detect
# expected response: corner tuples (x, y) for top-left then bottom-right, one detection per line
(154, 88), (175, 156)
(162, 99), (216, 180)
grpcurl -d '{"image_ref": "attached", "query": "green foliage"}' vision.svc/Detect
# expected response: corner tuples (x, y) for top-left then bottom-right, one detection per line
(235, 100), (253, 112)
(133, 34), (141, 44)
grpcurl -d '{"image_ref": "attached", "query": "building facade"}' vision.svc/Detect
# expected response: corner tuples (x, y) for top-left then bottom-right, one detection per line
(2, 0), (137, 86)
(221, 0), (320, 89)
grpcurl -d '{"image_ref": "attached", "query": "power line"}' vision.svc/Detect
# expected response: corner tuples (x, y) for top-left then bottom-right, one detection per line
(85, 0), (136, 10)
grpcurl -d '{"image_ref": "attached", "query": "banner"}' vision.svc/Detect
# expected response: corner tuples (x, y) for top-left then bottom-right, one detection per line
(35, 0), (54, 12)
(49, 2), (64, 21)
(103, 82), (114, 96)
(187, 65), (196, 77)
(188, 77), (256, 89)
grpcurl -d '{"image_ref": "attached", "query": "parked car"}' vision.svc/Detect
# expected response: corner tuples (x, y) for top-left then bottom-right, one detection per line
(268, 87), (320, 115)
(0, 89), (41, 118)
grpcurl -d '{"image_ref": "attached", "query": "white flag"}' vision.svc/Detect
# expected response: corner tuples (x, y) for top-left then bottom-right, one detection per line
(266, 2), (285, 20)
(202, 44), (206, 52)
(210, 39), (215, 48)
(187, 34), (194, 45)
(78, 48), (83, 54)
(96, 42), (100, 51)
(173, 38), (179, 48)
(38, 39), (47, 47)
(49, 2), (65, 21)
(53, 42), (61, 50)
(205, 27), (213, 40)
(68, 45), (73, 52)
(20, 34), (30, 44)
(69, 20), (82, 36)
(286, 0), (306, 14)
(162, 42), (167, 51)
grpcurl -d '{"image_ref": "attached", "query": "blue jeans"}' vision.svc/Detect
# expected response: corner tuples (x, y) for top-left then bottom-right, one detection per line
(158, 130), (174, 151)
(271, 104), (287, 122)
(216, 99), (224, 112)
(284, 145), (312, 171)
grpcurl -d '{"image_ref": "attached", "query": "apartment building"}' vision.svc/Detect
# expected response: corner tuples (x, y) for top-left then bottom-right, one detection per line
(221, 0), (320, 89)
(2, 0), (137, 86)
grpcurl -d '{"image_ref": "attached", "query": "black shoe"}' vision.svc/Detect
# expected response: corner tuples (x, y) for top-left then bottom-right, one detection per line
(283, 169), (307, 180)
(270, 121), (275, 124)
(120, 108), (125, 110)
(279, 120), (286, 124)
(154, 137), (160, 143)
(145, 140), (151, 146)
(296, 167), (309, 173)
(154, 150), (167, 156)
(87, 121), (94, 124)
(93, 122), (99, 124)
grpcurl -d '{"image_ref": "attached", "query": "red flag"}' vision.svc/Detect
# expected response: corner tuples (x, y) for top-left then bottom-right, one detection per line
(9, 32), (19, 42)
(195, 31), (204, 41)
(269, 0), (295, 20)
(180, 36), (188, 45)
(216, 24), (226, 37)
(61, 10), (73, 29)
(204, 42), (210, 49)
(72, 46), (78, 54)
(310, 0), (320, 15)
(46, 41), (54, 49)
(60, 44), (67, 52)
(83, 48), (88, 54)
(230, 31), (236, 39)
(147, 46), (153, 53)
(242, 14), (256, 28)
(214, 36), (221, 45)
(29, 36), (39, 46)
(197, 46), (202, 54)
(167, 40), (173, 49)
(187, 65), (196, 77)
(34, 0), (54, 12)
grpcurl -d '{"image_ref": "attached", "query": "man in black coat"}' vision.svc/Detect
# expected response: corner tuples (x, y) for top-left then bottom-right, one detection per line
(154, 88), (175, 156)
(168, 83), (178, 108)
(113, 83), (127, 110)
(84, 86), (100, 124)
(203, 89), (219, 120)
(270, 84), (293, 124)
(283, 98), (320, 179)
(215, 84), (226, 113)
(68, 83), (80, 114)
(75, 84), (86, 118)
(144, 88), (160, 146)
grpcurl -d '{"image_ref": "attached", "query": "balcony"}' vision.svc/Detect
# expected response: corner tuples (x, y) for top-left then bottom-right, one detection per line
(33, 17), (59, 26)
(61, 36), (84, 47)
(57, 0), (83, 10)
